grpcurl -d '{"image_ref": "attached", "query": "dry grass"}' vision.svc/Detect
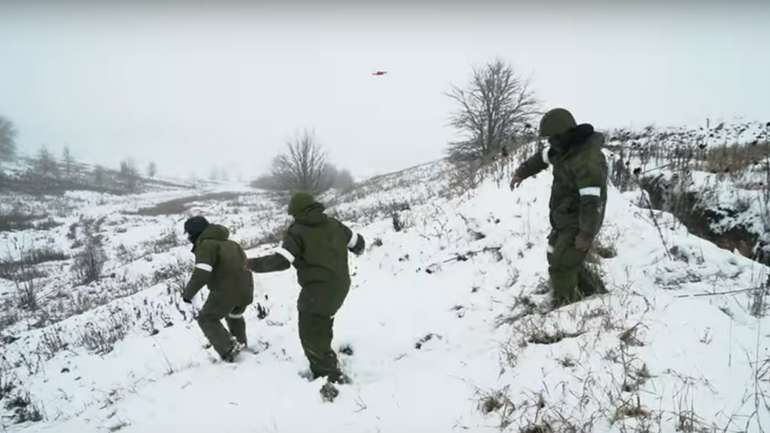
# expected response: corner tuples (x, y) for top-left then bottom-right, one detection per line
(135, 192), (247, 216)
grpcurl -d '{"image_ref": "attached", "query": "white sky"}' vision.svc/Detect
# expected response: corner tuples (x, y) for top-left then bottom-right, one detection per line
(1, 2), (768, 179)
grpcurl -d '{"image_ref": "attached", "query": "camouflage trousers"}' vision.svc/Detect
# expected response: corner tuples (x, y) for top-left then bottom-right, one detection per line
(546, 228), (595, 307)
(198, 293), (249, 358)
(298, 312), (342, 381)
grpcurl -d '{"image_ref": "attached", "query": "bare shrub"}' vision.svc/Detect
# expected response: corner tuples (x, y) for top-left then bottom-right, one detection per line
(145, 228), (182, 254)
(31, 146), (59, 179)
(79, 309), (132, 355)
(749, 274), (770, 318)
(15, 278), (38, 311)
(704, 141), (770, 174)
(119, 159), (140, 193)
(0, 115), (17, 161)
(0, 308), (19, 331)
(477, 386), (516, 429)
(73, 234), (106, 284)
(0, 211), (36, 232)
(0, 244), (67, 281)
(242, 221), (291, 249)
(0, 365), (17, 400)
(37, 328), (69, 360)
(3, 391), (44, 424)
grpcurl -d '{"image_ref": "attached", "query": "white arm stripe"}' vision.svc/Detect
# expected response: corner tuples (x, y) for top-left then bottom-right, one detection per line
(541, 147), (551, 165)
(579, 187), (602, 197)
(347, 233), (360, 248)
(275, 247), (295, 264)
(195, 263), (213, 272)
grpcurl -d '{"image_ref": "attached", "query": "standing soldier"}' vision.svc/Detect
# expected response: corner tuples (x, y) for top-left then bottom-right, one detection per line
(247, 192), (365, 384)
(510, 108), (608, 307)
(182, 216), (254, 362)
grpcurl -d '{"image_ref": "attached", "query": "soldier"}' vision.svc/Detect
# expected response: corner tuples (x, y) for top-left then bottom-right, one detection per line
(510, 108), (608, 307)
(247, 192), (365, 384)
(182, 216), (254, 362)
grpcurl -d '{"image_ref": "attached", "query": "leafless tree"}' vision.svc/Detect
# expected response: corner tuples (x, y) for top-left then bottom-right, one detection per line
(93, 164), (106, 184)
(119, 158), (139, 192)
(271, 129), (329, 193)
(0, 116), (17, 162)
(320, 164), (355, 191)
(33, 146), (59, 178)
(147, 161), (157, 178)
(62, 146), (75, 177)
(446, 59), (539, 162)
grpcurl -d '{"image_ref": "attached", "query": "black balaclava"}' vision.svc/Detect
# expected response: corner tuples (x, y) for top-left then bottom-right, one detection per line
(183, 216), (210, 245)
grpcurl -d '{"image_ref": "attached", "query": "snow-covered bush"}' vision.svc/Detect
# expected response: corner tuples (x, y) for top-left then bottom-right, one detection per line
(72, 234), (106, 284)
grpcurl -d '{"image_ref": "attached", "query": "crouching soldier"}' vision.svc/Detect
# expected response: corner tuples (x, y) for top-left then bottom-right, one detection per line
(182, 216), (254, 362)
(510, 108), (608, 307)
(247, 193), (365, 383)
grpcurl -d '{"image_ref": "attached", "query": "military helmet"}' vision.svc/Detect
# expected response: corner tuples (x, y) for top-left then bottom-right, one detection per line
(288, 192), (316, 216)
(539, 108), (577, 138)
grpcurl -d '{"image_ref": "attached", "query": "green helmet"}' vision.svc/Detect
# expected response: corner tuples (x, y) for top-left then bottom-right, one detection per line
(539, 108), (577, 138)
(288, 192), (316, 216)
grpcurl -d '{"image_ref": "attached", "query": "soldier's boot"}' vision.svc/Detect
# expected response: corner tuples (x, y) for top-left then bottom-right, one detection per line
(577, 265), (607, 297)
(548, 228), (590, 308)
(226, 307), (248, 346)
(320, 382), (339, 403)
(222, 338), (245, 363)
(299, 312), (343, 381)
(198, 315), (236, 359)
(549, 264), (582, 308)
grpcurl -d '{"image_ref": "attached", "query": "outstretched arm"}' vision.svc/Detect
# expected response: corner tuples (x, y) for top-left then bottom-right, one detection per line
(247, 232), (302, 273)
(511, 147), (551, 189)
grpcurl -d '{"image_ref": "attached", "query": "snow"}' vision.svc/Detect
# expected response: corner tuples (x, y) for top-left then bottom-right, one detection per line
(1, 157), (769, 432)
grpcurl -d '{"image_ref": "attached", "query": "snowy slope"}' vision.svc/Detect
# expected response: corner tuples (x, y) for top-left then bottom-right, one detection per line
(1, 159), (769, 433)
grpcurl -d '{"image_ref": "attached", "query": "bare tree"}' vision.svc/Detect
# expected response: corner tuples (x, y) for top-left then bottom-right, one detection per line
(33, 146), (59, 178)
(119, 158), (139, 192)
(320, 164), (355, 191)
(446, 59), (539, 162)
(147, 161), (157, 178)
(62, 146), (75, 177)
(271, 129), (329, 193)
(0, 116), (17, 162)
(93, 164), (106, 184)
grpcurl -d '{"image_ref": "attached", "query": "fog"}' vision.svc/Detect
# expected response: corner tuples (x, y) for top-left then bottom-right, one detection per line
(1, 1), (768, 179)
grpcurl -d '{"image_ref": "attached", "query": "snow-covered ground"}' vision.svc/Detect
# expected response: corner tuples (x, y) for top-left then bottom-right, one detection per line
(606, 121), (770, 263)
(1, 156), (769, 433)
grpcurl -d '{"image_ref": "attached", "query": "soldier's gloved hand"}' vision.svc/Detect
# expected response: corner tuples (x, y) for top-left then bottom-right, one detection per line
(509, 175), (523, 190)
(574, 232), (594, 252)
(351, 237), (366, 256)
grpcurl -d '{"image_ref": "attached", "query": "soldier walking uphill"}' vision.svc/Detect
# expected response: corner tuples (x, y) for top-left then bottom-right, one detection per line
(247, 193), (365, 384)
(182, 216), (254, 362)
(510, 108), (608, 307)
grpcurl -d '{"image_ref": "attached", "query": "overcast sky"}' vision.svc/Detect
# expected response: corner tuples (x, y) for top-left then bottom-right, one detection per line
(1, 2), (768, 180)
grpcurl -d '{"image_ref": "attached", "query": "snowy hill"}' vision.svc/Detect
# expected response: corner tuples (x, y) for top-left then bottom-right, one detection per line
(606, 121), (770, 266)
(1, 152), (769, 432)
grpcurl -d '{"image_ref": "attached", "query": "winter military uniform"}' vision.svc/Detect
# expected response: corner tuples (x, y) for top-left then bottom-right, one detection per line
(183, 217), (254, 361)
(512, 108), (608, 306)
(247, 193), (365, 382)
